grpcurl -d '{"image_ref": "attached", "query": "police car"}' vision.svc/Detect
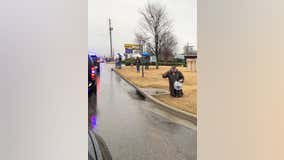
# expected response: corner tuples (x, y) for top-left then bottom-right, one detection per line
(88, 51), (99, 95)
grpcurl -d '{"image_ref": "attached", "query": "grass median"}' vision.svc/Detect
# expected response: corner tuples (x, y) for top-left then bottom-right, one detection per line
(115, 65), (197, 115)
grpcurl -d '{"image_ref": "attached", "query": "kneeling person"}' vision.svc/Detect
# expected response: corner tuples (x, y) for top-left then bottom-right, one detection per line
(162, 66), (184, 97)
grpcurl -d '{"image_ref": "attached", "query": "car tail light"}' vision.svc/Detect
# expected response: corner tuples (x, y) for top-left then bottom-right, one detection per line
(91, 66), (96, 79)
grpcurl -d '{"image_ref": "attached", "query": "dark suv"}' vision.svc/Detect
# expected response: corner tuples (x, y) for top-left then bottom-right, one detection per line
(88, 55), (98, 95)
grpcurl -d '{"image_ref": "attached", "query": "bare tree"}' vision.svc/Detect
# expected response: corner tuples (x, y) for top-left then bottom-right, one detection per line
(159, 31), (177, 61)
(138, 2), (176, 69)
(134, 33), (148, 45)
(134, 33), (148, 53)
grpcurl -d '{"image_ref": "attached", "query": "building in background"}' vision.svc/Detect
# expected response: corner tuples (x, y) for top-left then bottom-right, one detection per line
(184, 44), (197, 72)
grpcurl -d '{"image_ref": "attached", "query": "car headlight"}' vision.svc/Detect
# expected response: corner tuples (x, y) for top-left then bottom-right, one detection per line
(88, 81), (93, 87)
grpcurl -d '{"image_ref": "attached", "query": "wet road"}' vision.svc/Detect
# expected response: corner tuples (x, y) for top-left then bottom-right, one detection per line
(89, 63), (196, 160)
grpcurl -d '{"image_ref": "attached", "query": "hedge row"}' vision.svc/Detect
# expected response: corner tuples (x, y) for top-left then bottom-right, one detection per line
(122, 58), (136, 66)
(122, 58), (186, 67)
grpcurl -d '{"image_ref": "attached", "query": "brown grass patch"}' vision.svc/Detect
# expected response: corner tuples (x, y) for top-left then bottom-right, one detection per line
(116, 66), (197, 115)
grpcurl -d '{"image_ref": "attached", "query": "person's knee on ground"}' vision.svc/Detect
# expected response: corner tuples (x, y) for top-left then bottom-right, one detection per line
(175, 89), (183, 97)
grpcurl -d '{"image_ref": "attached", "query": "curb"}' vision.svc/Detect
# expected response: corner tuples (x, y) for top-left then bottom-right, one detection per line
(112, 68), (197, 125)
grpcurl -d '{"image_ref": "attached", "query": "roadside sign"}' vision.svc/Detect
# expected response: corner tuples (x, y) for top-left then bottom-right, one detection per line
(125, 48), (133, 54)
(124, 44), (141, 50)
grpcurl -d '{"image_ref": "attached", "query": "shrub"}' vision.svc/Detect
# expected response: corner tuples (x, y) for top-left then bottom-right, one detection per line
(123, 58), (185, 67)
(122, 58), (136, 66)
(149, 58), (185, 66)
(157, 62), (184, 66)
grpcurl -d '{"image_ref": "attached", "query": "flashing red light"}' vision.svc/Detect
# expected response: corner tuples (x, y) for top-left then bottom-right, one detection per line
(91, 66), (96, 79)
(91, 74), (95, 79)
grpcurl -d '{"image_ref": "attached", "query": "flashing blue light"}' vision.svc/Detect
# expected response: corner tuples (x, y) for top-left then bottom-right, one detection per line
(89, 53), (97, 57)
(88, 50), (97, 57)
(91, 115), (97, 128)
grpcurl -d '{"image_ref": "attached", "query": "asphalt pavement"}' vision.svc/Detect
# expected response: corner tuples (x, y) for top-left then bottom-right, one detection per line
(89, 63), (196, 160)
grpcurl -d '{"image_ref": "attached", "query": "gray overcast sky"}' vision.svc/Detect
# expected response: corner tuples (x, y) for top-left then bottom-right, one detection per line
(88, 0), (197, 56)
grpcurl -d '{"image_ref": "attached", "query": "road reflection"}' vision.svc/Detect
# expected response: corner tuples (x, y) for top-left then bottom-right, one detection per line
(88, 64), (196, 160)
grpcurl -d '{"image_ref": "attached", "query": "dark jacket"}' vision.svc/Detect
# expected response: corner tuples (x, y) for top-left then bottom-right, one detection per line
(135, 59), (141, 65)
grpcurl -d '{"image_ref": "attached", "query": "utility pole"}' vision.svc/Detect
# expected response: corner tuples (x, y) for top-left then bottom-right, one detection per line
(109, 18), (113, 58)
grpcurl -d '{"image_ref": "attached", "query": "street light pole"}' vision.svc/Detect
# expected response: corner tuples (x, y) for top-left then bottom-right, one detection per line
(109, 18), (113, 58)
